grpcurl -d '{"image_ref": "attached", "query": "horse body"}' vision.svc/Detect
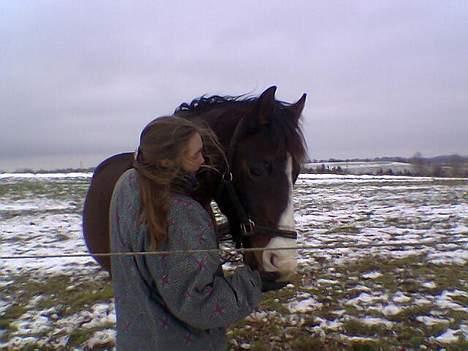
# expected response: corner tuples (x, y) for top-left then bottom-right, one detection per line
(82, 86), (306, 281)
(82, 153), (134, 270)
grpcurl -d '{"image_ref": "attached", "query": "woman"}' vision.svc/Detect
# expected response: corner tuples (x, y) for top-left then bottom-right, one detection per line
(110, 116), (281, 350)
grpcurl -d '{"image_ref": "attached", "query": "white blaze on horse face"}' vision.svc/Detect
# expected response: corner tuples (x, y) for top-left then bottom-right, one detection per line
(262, 154), (298, 279)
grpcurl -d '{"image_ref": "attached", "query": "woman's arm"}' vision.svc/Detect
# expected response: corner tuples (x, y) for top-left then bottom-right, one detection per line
(144, 196), (262, 330)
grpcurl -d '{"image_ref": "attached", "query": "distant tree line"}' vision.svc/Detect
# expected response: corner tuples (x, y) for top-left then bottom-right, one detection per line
(408, 153), (468, 177)
(6, 167), (95, 174)
(307, 164), (346, 175)
(303, 154), (468, 178)
(302, 165), (414, 176)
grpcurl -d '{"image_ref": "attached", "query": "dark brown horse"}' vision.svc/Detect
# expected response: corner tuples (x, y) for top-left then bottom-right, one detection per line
(82, 86), (306, 281)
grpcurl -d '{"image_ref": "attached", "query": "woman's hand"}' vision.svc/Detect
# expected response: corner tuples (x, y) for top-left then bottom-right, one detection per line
(258, 271), (288, 292)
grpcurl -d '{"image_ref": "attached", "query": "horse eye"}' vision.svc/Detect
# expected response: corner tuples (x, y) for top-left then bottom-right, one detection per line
(248, 161), (271, 177)
(250, 166), (263, 177)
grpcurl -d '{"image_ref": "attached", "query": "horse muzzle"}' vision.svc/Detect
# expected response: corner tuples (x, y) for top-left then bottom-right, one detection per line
(260, 237), (298, 281)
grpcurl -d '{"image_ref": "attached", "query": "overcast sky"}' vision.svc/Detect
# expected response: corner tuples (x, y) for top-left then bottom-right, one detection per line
(1, 1), (467, 170)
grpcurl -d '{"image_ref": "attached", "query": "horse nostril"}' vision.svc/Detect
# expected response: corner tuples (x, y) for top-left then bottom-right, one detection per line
(270, 254), (278, 268)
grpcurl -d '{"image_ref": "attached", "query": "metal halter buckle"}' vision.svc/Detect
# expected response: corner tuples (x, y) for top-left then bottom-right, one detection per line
(240, 219), (256, 236)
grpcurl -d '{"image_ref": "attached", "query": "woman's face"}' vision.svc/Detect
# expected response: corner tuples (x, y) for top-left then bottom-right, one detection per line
(182, 132), (204, 174)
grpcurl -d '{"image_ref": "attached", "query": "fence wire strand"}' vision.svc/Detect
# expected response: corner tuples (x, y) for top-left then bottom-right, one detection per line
(1, 239), (466, 260)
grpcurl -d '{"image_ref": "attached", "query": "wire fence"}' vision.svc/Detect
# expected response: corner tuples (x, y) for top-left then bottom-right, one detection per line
(1, 239), (466, 260)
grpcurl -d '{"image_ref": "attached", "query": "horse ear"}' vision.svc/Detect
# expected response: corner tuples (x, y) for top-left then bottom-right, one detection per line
(255, 86), (277, 126)
(290, 93), (307, 119)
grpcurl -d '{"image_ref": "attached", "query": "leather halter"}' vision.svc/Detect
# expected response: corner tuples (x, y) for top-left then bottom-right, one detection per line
(215, 174), (298, 248)
(215, 117), (298, 248)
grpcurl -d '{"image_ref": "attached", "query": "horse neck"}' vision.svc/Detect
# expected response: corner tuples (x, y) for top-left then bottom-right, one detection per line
(190, 103), (252, 150)
(175, 103), (250, 207)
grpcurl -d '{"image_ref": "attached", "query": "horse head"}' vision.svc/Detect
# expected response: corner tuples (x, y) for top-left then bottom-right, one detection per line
(215, 86), (307, 281)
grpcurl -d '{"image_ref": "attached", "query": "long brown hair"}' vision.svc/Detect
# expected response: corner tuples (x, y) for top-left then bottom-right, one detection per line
(133, 116), (222, 249)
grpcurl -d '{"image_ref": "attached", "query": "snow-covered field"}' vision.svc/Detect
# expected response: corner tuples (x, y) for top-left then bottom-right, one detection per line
(0, 172), (467, 350)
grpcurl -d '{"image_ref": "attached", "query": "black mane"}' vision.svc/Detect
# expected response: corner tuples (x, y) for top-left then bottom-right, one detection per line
(174, 94), (256, 114)
(175, 93), (307, 163)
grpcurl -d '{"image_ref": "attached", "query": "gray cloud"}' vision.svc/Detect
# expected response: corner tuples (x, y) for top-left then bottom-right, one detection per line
(1, 0), (467, 169)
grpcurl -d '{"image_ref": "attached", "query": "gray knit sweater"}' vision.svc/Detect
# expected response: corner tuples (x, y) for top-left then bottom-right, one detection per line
(110, 169), (262, 351)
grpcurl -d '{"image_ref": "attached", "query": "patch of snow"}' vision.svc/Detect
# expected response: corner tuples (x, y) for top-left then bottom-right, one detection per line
(435, 328), (461, 343)
(317, 278), (339, 285)
(0, 300), (8, 316)
(296, 292), (312, 299)
(414, 297), (433, 305)
(313, 317), (343, 331)
(27, 295), (45, 307)
(416, 316), (450, 326)
(1, 336), (41, 350)
(245, 311), (268, 322)
(345, 292), (387, 306)
(3, 301), (116, 350)
(343, 336), (378, 342)
(451, 289), (468, 298)
(392, 292), (411, 303)
(382, 304), (401, 316)
(427, 249), (468, 265)
(362, 271), (382, 279)
(288, 297), (322, 313)
(333, 309), (346, 317)
(12, 309), (53, 333)
(353, 285), (372, 292)
(422, 281), (437, 289)
(435, 290), (468, 312)
(85, 329), (116, 349)
(461, 323), (468, 338)
(81, 303), (116, 328)
(361, 317), (393, 327)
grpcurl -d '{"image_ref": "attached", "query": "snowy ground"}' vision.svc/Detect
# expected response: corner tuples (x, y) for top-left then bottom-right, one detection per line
(0, 172), (467, 350)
